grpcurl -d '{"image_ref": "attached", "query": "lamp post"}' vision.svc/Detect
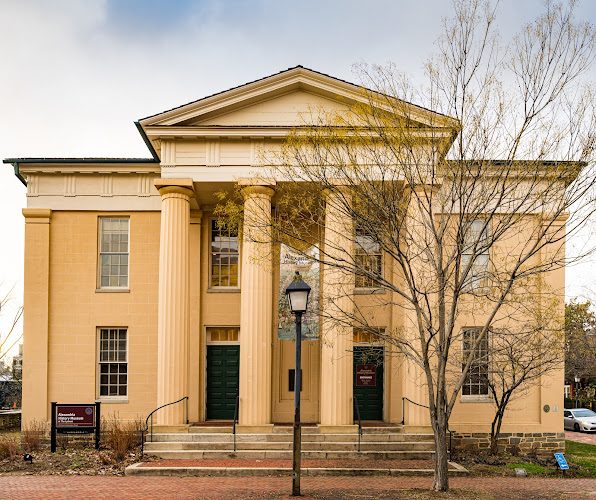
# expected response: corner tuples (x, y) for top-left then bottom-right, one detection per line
(575, 376), (581, 409)
(285, 271), (311, 497)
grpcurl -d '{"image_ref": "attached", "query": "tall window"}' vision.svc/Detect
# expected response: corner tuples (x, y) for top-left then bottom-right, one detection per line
(462, 328), (489, 397)
(210, 220), (239, 287)
(99, 218), (129, 288)
(98, 328), (127, 398)
(355, 225), (382, 288)
(461, 220), (490, 289)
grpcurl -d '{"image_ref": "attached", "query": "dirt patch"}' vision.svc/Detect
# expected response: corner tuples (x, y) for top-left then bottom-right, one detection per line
(0, 446), (158, 476)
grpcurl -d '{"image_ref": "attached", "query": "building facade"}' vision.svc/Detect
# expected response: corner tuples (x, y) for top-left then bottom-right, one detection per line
(7, 67), (564, 444)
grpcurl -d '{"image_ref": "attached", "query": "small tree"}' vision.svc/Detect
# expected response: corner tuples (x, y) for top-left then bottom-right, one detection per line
(565, 299), (596, 382)
(486, 299), (563, 453)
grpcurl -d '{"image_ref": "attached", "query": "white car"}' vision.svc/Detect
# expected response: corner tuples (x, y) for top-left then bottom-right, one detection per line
(564, 408), (596, 432)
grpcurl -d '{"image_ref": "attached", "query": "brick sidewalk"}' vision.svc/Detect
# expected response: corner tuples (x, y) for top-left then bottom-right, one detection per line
(1, 476), (596, 499)
(565, 430), (596, 445)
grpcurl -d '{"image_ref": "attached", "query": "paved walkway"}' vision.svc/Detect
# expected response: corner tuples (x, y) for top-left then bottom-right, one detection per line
(566, 430), (596, 445)
(1, 476), (596, 499)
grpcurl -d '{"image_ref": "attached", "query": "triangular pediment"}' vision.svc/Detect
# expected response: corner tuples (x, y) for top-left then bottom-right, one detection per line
(138, 66), (458, 130)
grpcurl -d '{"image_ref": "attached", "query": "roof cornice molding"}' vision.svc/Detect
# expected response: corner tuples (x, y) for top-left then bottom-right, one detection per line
(138, 66), (459, 130)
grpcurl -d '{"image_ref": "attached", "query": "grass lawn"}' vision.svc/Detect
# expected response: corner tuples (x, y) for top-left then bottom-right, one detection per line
(565, 440), (596, 476)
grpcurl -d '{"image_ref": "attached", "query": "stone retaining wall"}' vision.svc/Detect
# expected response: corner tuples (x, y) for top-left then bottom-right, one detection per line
(451, 431), (565, 455)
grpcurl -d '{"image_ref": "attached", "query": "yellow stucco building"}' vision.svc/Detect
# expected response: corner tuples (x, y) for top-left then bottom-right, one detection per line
(6, 67), (565, 452)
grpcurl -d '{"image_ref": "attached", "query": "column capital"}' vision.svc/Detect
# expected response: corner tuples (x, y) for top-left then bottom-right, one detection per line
(190, 210), (203, 224)
(154, 178), (195, 198)
(22, 208), (52, 223)
(238, 178), (275, 200)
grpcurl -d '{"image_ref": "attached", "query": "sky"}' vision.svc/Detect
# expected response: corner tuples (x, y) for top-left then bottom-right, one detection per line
(1, 0), (596, 357)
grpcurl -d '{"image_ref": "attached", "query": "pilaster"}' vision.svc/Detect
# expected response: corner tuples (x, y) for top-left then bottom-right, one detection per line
(21, 208), (51, 424)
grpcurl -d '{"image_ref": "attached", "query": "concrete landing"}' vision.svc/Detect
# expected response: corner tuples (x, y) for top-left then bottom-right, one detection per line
(125, 459), (469, 477)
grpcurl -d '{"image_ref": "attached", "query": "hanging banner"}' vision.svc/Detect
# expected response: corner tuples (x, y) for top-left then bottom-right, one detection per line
(278, 244), (319, 340)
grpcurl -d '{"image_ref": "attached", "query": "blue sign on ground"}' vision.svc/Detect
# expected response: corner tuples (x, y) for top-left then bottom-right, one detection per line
(554, 453), (569, 470)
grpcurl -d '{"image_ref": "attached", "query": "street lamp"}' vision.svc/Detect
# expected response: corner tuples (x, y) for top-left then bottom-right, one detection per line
(575, 376), (581, 409)
(285, 271), (311, 497)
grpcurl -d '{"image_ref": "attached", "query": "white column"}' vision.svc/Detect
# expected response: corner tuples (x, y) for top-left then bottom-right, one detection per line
(155, 179), (194, 425)
(320, 190), (355, 429)
(238, 183), (275, 431)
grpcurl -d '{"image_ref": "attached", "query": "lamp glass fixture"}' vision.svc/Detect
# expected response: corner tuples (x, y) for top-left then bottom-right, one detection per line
(285, 272), (311, 314)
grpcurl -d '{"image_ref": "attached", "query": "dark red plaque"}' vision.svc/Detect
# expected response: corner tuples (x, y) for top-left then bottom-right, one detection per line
(56, 405), (95, 428)
(356, 364), (377, 387)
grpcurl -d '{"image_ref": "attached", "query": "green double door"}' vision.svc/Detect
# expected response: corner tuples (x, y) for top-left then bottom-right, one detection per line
(353, 346), (384, 421)
(206, 345), (239, 420)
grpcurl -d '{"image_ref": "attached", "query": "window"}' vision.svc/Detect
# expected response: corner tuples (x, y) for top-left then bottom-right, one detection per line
(355, 225), (382, 288)
(98, 328), (127, 398)
(564, 385), (571, 399)
(353, 328), (382, 343)
(99, 218), (129, 288)
(207, 327), (239, 342)
(461, 220), (490, 289)
(462, 328), (489, 397)
(210, 220), (239, 287)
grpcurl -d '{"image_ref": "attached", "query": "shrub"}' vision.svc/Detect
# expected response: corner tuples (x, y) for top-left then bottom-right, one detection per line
(21, 420), (47, 452)
(102, 414), (142, 461)
(0, 434), (18, 459)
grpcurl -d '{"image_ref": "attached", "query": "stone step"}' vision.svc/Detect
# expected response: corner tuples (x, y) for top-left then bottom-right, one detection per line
(147, 433), (434, 443)
(143, 450), (435, 460)
(270, 426), (404, 435)
(189, 426), (232, 434)
(144, 441), (435, 452)
(125, 463), (468, 477)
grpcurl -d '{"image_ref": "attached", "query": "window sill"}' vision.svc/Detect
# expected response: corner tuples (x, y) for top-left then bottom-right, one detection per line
(95, 288), (130, 293)
(206, 288), (241, 293)
(460, 396), (492, 403)
(95, 399), (129, 404)
(354, 287), (386, 295)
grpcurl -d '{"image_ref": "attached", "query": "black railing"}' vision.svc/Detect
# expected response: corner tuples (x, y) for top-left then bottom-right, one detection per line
(140, 396), (189, 458)
(233, 395), (239, 452)
(401, 397), (455, 462)
(353, 396), (363, 452)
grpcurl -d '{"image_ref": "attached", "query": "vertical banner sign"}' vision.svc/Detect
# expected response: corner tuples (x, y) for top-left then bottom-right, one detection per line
(278, 244), (319, 340)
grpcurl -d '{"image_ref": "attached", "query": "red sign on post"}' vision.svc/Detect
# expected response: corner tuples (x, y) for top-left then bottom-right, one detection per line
(356, 364), (377, 387)
(56, 405), (95, 428)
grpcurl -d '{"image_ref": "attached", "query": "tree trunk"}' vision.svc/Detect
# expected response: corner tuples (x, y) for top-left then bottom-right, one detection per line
(432, 413), (449, 492)
(490, 410), (504, 454)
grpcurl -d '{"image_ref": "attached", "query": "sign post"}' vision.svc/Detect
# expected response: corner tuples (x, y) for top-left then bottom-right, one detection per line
(554, 453), (569, 472)
(51, 402), (101, 452)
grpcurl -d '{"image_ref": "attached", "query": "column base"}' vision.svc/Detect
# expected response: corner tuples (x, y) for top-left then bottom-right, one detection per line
(235, 424), (275, 434)
(317, 424), (359, 434)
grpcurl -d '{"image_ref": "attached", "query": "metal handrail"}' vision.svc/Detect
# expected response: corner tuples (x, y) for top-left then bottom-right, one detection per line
(140, 396), (189, 458)
(353, 396), (363, 452)
(233, 395), (239, 452)
(401, 397), (455, 462)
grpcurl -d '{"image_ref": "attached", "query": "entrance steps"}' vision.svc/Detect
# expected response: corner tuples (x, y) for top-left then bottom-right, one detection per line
(142, 424), (436, 461)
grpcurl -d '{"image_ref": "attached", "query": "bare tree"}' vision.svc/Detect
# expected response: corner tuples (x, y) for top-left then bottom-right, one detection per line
(485, 298), (563, 453)
(217, 0), (596, 491)
(0, 285), (23, 363)
(565, 299), (596, 382)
